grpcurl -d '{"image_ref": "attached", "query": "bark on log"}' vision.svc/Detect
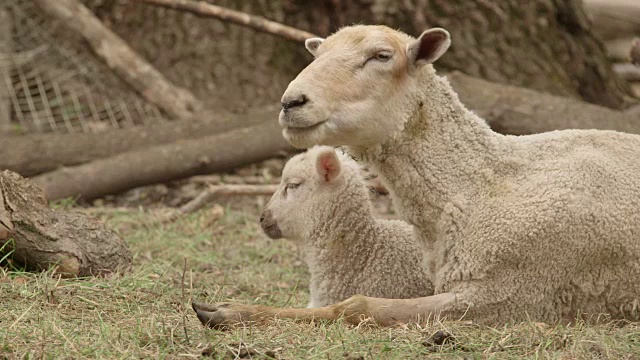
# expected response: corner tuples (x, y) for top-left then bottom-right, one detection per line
(606, 37), (637, 62)
(32, 121), (293, 201)
(632, 39), (640, 66)
(613, 63), (640, 82)
(449, 72), (640, 136)
(0, 170), (131, 276)
(139, 0), (316, 42)
(0, 105), (279, 177)
(0, 179), (13, 241)
(584, 0), (640, 40)
(34, 0), (202, 120)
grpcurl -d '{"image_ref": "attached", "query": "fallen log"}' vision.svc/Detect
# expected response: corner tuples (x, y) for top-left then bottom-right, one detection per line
(0, 105), (279, 177)
(34, 0), (202, 120)
(632, 38), (640, 66)
(448, 72), (640, 136)
(584, 0), (640, 40)
(33, 121), (293, 201)
(0, 170), (131, 276)
(605, 37), (637, 62)
(613, 63), (640, 82)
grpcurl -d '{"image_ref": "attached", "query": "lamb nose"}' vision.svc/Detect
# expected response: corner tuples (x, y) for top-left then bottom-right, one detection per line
(259, 214), (265, 223)
(281, 94), (308, 111)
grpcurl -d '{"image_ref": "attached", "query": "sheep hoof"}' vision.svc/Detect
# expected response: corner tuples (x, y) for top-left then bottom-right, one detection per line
(191, 301), (265, 330)
(192, 301), (233, 330)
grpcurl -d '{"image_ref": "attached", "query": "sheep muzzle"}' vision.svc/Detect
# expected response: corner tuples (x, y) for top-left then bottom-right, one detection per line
(259, 209), (283, 239)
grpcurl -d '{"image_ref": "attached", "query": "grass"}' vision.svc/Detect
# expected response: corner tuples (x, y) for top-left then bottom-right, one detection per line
(1, 204), (639, 359)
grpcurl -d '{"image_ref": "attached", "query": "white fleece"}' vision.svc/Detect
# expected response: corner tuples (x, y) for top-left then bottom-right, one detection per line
(278, 25), (640, 324)
(260, 146), (433, 308)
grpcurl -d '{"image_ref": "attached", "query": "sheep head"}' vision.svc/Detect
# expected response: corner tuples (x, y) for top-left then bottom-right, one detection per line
(279, 25), (451, 149)
(259, 146), (359, 240)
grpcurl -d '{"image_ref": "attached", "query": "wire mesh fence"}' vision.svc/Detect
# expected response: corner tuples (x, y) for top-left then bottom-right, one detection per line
(0, 0), (169, 136)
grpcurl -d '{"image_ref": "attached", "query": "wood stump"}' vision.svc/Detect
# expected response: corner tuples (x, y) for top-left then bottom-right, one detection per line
(0, 170), (131, 277)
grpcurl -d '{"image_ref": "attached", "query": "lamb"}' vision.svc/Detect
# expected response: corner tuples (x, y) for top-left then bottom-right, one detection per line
(193, 25), (640, 328)
(258, 145), (433, 308)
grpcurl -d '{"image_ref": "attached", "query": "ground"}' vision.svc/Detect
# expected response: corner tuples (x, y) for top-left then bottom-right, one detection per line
(1, 194), (640, 359)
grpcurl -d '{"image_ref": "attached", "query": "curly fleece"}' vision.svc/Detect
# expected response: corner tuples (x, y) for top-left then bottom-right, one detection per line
(352, 65), (640, 324)
(263, 146), (433, 308)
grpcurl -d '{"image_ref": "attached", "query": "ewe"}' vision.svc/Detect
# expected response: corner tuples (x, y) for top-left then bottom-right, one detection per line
(193, 25), (640, 328)
(259, 145), (432, 308)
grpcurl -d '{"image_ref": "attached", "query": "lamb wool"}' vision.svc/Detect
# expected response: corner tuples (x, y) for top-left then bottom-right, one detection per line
(260, 146), (433, 308)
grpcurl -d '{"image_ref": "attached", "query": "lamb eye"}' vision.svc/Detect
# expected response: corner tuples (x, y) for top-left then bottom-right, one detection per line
(285, 183), (300, 193)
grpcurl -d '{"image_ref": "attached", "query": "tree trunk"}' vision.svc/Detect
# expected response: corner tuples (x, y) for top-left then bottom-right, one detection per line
(0, 105), (279, 177)
(82, 0), (634, 111)
(0, 6), (13, 135)
(32, 120), (293, 201)
(0, 170), (131, 276)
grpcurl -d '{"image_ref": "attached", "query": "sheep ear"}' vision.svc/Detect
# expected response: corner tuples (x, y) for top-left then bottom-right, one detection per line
(407, 28), (451, 67)
(316, 148), (341, 183)
(305, 37), (325, 56)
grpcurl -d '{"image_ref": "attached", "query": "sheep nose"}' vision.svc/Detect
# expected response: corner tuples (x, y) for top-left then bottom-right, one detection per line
(281, 94), (308, 111)
(260, 209), (269, 223)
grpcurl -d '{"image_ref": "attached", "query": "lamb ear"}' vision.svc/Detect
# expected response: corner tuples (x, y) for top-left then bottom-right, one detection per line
(407, 28), (451, 67)
(305, 37), (325, 56)
(315, 148), (341, 183)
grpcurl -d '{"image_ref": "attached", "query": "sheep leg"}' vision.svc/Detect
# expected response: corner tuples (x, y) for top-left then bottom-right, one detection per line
(192, 301), (339, 330)
(355, 292), (460, 326)
(192, 292), (459, 329)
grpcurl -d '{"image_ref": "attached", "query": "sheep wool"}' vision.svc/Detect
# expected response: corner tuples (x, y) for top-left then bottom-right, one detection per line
(277, 25), (640, 324)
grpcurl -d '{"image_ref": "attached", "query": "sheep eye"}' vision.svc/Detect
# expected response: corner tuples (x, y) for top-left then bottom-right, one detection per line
(284, 183), (300, 194)
(374, 51), (392, 62)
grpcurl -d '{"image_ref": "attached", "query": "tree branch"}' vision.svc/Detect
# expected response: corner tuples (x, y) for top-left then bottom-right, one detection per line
(138, 0), (316, 42)
(149, 184), (278, 226)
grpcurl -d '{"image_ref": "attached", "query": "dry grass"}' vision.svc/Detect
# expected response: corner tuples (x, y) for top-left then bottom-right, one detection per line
(1, 204), (639, 359)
